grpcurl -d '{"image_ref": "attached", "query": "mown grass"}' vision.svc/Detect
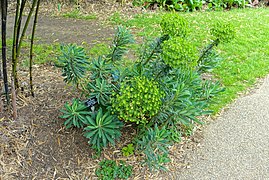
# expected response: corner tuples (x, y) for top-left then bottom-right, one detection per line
(109, 8), (269, 113)
(6, 39), (60, 63)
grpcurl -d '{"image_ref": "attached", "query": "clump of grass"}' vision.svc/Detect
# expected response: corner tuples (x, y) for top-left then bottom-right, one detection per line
(22, 43), (61, 67)
(88, 43), (110, 58)
(62, 9), (96, 20)
(109, 12), (162, 38)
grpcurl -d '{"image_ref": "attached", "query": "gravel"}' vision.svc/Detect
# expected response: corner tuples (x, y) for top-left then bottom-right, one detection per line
(177, 76), (269, 179)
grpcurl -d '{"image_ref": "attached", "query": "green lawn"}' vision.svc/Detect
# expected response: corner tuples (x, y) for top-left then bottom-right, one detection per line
(110, 8), (269, 113)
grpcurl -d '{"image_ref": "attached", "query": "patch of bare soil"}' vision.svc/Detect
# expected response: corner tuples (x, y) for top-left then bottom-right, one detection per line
(6, 15), (115, 45)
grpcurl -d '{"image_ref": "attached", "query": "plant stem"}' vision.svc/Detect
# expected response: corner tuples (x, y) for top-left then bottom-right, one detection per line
(29, 0), (41, 97)
(142, 42), (160, 66)
(197, 39), (219, 64)
(142, 35), (169, 66)
(1, 0), (10, 104)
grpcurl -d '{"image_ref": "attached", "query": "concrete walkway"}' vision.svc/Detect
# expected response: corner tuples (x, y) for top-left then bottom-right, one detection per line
(177, 76), (269, 179)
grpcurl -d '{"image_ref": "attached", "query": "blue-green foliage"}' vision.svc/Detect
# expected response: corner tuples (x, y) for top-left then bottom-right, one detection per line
(60, 99), (91, 128)
(137, 124), (171, 171)
(55, 44), (89, 86)
(107, 26), (135, 62)
(87, 78), (116, 107)
(84, 108), (123, 152)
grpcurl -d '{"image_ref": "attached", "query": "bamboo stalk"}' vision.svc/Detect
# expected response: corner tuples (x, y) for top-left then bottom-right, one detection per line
(13, 0), (26, 89)
(15, 0), (27, 54)
(12, 0), (21, 90)
(14, 0), (38, 89)
(11, 78), (17, 120)
(1, 0), (10, 104)
(29, 0), (41, 97)
(0, 80), (3, 112)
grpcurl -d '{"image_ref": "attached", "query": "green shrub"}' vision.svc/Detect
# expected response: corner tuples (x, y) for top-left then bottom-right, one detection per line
(112, 76), (164, 124)
(84, 108), (123, 151)
(132, 0), (245, 11)
(60, 99), (91, 128)
(154, 69), (224, 127)
(95, 160), (133, 180)
(88, 56), (113, 80)
(107, 25), (134, 62)
(160, 13), (189, 37)
(197, 49), (223, 73)
(197, 21), (235, 73)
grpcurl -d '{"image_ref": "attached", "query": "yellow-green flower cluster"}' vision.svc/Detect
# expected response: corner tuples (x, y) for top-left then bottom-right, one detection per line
(112, 76), (164, 124)
(211, 21), (236, 43)
(160, 13), (189, 38)
(162, 37), (198, 68)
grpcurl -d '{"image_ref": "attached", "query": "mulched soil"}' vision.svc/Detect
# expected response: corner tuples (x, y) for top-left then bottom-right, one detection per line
(1, 1), (205, 179)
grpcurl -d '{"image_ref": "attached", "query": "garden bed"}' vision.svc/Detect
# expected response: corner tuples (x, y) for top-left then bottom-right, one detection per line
(1, 1), (269, 179)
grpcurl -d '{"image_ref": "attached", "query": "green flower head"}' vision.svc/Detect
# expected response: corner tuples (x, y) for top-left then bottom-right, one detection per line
(160, 13), (189, 38)
(162, 37), (198, 69)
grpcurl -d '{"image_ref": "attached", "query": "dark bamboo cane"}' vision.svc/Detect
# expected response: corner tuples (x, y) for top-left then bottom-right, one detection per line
(0, 87), (3, 112)
(12, 0), (21, 90)
(14, 0), (38, 89)
(13, 0), (27, 89)
(29, 0), (41, 97)
(15, 0), (27, 54)
(1, 0), (10, 104)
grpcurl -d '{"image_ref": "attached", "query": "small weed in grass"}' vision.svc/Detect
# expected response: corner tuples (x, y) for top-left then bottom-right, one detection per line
(122, 144), (134, 157)
(95, 160), (133, 179)
(109, 12), (124, 25)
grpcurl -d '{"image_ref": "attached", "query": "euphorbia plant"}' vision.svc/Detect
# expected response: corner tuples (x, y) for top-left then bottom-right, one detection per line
(56, 13), (235, 171)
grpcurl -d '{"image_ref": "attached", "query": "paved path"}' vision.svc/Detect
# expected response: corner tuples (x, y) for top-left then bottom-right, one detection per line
(6, 16), (114, 44)
(177, 76), (269, 179)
